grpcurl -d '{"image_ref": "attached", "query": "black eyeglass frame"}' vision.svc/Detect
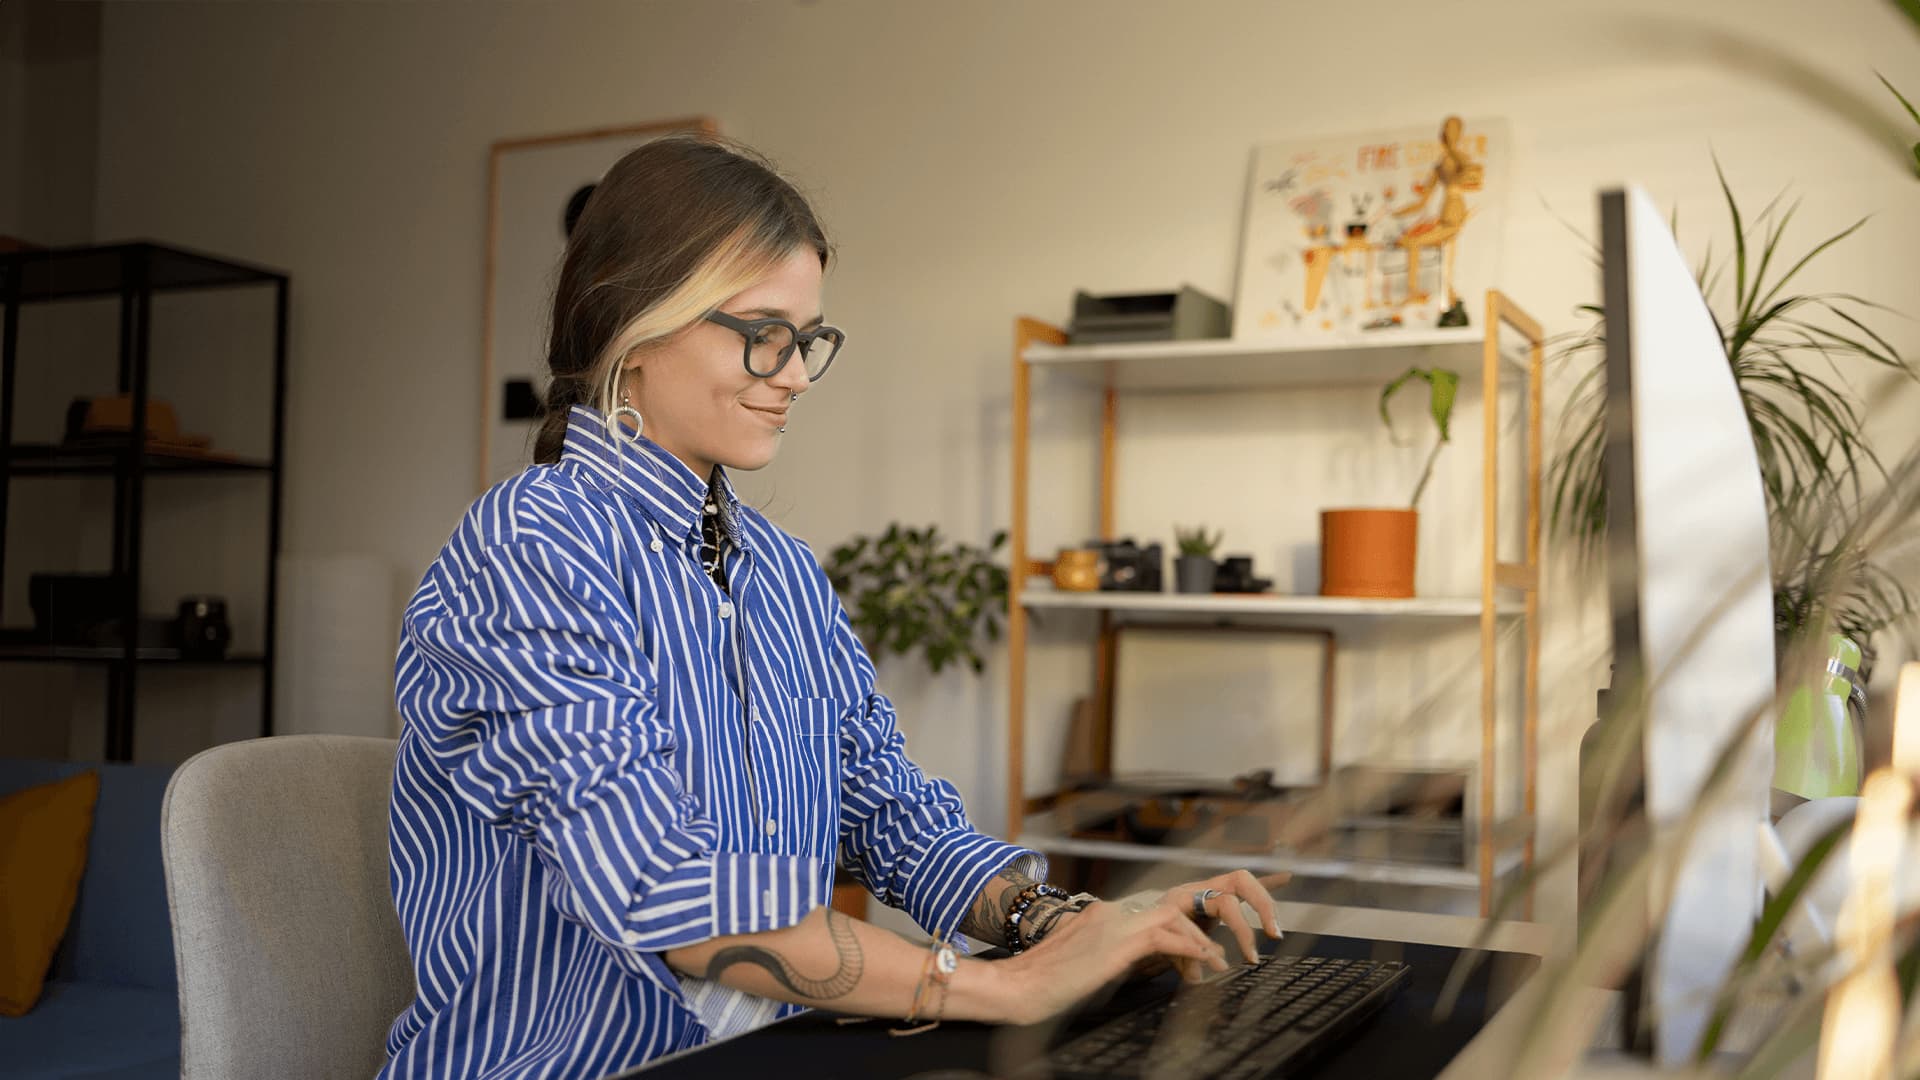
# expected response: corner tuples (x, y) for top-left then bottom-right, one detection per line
(704, 310), (846, 382)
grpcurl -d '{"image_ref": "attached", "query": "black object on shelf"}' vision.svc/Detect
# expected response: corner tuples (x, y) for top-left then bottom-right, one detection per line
(1213, 555), (1274, 594)
(1068, 284), (1231, 344)
(29, 572), (126, 643)
(0, 241), (288, 761)
(1090, 537), (1163, 592)
(175, 597), (231, 659)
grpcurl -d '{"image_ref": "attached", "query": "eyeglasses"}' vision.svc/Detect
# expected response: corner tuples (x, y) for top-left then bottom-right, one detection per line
(704, 310), (847, 382)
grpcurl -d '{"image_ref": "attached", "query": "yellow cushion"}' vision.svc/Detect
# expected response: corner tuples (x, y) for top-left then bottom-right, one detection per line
(0, 770), (100, 1015)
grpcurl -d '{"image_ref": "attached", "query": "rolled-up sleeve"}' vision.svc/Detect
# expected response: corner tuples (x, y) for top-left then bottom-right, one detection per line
(396, 539), (823, 997)
(819, 586), (1043, 940)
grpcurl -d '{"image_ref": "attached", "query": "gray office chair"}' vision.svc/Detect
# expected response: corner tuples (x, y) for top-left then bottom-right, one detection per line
(161, 734), (415, 1079)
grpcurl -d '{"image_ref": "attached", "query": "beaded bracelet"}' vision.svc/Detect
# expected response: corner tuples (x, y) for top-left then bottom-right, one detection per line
(1005, 883), (1073, 954)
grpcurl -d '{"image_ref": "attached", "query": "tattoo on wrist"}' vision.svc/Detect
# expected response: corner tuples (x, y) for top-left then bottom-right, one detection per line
(956, 866), (1040, 946)
(703, 908), (864, 1001)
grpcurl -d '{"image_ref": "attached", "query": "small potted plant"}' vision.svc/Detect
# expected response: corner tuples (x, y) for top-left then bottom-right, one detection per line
(1320, 367), (1457, 599)
(1172, 525), (1223, 594)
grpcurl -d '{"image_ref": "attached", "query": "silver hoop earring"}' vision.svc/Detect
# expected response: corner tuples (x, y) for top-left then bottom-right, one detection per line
(608, 384), (643, 445)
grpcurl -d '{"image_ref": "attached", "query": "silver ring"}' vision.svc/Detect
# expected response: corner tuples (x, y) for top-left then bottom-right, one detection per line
(1192, 889), (1223, 918)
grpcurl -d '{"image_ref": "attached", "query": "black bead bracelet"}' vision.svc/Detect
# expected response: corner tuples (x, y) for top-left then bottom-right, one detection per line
(1005, 883), (1073, 954)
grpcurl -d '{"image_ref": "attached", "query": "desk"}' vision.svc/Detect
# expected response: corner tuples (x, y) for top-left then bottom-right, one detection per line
(632, 904), (1548, 1080)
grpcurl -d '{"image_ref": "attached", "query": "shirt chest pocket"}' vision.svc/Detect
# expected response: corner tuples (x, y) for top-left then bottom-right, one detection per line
(758, 695), (844, 860)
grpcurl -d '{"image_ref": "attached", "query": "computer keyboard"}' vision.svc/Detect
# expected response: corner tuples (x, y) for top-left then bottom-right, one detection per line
(1042, 954), (1411, 1079)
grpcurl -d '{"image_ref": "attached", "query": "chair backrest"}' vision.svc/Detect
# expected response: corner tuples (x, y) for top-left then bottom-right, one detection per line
(161, 734), (414, 1080)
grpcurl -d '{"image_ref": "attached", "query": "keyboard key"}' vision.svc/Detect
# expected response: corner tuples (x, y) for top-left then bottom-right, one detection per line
(1047, 956), (1409, 1079)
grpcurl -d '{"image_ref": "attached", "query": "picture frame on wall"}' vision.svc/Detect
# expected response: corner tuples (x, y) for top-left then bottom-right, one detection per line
(479, 116), (719, 491)
(1232, 115), (1508, 344)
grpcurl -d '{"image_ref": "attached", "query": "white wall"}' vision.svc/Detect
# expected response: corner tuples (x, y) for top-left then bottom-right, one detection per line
(82, 0), (1920, 920)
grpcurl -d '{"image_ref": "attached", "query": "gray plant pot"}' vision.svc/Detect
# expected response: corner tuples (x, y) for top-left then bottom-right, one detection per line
(1174, 555), (1217, 594)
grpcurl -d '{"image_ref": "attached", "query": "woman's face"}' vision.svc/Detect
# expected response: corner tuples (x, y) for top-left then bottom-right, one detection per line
(623, 246), (822, 478)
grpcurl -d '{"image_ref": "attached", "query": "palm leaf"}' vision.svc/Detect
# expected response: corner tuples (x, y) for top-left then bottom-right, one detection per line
(1877, 71), (1920, 175)
(1715, 156), (1753, 322)
(1548, 166), (1914, 656)
(1751, 215), (1871, 317)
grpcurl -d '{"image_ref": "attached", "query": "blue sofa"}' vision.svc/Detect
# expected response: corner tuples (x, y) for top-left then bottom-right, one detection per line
(0, 759), (180, 1079)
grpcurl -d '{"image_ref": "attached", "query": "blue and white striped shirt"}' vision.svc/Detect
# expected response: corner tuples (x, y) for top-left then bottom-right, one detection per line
(382, 405), (1037, 1079)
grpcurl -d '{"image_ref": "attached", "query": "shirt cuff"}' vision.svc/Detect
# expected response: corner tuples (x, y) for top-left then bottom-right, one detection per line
(900, 829), (1047, 940)
(709, 851), (830, 938)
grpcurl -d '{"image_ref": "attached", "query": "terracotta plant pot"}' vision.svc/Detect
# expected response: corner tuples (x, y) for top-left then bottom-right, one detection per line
(1320, 508), (1417, 598)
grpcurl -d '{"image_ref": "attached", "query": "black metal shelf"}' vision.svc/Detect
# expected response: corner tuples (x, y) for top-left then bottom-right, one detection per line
(0, 644), (267, 666)
(1, 241), (288, 760)
(7, 443), (274, 476)
(0, 241), (285, 303)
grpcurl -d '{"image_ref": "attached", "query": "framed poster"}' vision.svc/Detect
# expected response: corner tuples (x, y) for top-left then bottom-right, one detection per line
(1232, 116), (1508, 343)
(479, 116), (719, 491)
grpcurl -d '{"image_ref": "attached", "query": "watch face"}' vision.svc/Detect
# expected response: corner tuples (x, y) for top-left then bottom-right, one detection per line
(935, 945), (958, 976)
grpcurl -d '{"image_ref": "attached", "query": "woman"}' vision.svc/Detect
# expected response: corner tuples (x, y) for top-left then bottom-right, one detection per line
(382, 134), (1284, 1079)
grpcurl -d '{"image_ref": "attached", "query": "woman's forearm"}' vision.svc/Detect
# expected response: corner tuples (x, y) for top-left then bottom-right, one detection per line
(662, 906), (1013, 1023)
(953, 863), (1082, 948)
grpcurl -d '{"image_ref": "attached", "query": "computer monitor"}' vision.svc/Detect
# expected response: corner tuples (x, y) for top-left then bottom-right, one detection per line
(1600, 185), (1778, 1064)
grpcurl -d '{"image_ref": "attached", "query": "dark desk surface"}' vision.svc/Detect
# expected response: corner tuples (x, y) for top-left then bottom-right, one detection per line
(633, 933), (1539, 1079)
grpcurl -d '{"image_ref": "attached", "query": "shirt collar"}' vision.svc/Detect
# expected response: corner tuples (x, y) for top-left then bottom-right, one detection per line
(560, 405), (746, 545)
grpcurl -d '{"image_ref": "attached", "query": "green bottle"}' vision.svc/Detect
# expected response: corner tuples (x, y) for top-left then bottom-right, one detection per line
(1770, 633), (1867, 799)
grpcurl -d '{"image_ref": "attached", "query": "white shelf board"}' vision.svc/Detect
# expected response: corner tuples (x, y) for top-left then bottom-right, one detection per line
(1022, 329), (1521, 391)
(1020, 586), (1521, 623)
(1013, 822), (1525, 890)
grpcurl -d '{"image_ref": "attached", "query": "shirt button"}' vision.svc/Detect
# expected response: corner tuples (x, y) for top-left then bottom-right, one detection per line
(622, 930), (641, 946)
(749, 705), (762, 724)
(764, 818), (778, 836)
(762, 889), (775, 910)
(649, 538), (663, 553)
(718, 601), (734, 619)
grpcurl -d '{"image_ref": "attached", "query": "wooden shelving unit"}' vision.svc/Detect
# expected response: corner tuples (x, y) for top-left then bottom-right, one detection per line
(1006, 291), (1545, 916)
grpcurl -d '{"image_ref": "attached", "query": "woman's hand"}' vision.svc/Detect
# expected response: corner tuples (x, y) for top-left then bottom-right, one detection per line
(1149, 870), (1290, 980)
(988, 869), (1290, 1025)
(989, 899), (1227, 1025)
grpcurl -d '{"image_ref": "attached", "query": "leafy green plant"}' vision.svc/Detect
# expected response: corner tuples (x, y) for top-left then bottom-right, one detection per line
(1173, 525), (1223, 558)
(1465, 441), (1920, 1074)
(822, 524), (1009, 675)
(1380, 366), (1460, 509)
(1546, 162), (1915, 658)
(1886, 1), (1920, 173)
(1878, 71), (1920, 176)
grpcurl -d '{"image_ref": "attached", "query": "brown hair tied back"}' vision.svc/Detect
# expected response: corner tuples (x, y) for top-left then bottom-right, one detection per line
(532, 133), (832, 465)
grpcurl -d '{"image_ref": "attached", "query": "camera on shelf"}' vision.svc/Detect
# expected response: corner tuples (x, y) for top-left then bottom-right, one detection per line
(1090, 538), (1163, 592)
(1213, 555), (1274, 594)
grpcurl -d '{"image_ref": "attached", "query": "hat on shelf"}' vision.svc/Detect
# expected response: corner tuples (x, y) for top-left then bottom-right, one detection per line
(62, 395), (234, 461)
